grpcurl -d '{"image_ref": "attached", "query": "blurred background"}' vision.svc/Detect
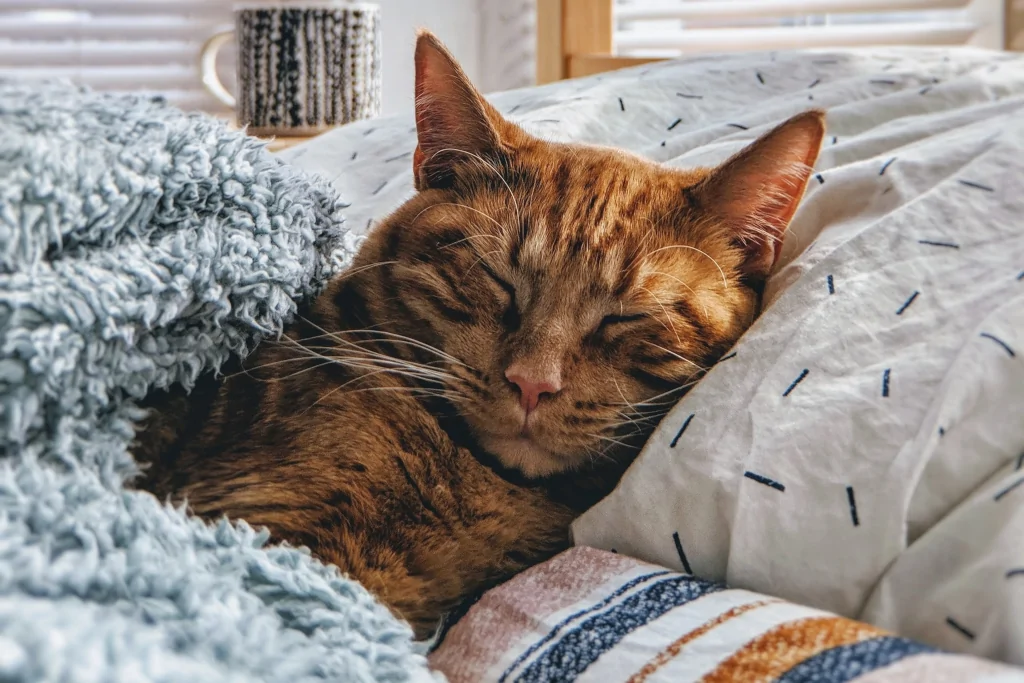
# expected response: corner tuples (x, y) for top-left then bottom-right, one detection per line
(0, 0), (1014, 118)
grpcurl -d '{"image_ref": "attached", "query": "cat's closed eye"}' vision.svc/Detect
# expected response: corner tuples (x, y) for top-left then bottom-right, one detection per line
(480, 262), (520, 329)
(597, 312), (647, 332)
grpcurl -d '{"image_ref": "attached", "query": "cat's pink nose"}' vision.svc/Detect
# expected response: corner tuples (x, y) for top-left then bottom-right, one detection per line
(505, 365), (562, 415)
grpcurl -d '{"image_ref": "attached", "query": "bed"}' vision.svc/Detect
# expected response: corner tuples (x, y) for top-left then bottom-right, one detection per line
(281, 37), (1024, 681)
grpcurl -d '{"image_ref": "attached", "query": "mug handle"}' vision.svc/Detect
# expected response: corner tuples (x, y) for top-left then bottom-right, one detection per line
(200, 30), (236, 109)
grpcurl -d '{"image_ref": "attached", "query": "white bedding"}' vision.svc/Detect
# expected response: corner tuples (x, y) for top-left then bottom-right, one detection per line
(283, 47), (1024, 666)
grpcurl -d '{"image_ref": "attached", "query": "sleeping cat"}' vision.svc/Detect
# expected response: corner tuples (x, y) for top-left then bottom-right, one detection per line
(134, 32), (824, 637)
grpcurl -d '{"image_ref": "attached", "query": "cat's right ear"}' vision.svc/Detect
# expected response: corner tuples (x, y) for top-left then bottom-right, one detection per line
(412, 30), (511, 191)
(693, 110), (825, 279)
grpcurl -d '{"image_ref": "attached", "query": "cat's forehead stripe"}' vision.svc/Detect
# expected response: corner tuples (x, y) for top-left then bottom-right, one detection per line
(517, 214), (550, 273)
(533, 157), (635, 251)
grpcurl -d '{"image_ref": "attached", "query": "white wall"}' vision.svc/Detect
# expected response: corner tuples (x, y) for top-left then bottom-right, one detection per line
(477, 0), (536, 94)
(377, 0), (482, 116)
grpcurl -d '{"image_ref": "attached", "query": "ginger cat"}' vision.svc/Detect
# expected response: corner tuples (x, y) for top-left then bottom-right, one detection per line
(135, 33), (825, 637)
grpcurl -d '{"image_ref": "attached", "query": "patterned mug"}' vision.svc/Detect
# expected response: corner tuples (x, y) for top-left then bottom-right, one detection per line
(201, 1), (381, 137)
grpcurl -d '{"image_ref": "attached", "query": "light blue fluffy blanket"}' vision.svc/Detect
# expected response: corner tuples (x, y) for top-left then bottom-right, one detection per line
(0, 82), (438, 683)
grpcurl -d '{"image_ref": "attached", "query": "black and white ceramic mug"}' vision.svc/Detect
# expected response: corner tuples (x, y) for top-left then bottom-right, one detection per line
(201, 1), (381, 136)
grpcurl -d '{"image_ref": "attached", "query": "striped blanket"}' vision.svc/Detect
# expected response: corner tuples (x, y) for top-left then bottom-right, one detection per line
(428, 547), (1024, 682)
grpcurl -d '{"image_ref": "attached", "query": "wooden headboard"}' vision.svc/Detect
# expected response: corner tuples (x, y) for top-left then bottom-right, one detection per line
(537, 0), (1024, 84)
(538, 0), (647, 83)
(1011, 0), (1024, 50)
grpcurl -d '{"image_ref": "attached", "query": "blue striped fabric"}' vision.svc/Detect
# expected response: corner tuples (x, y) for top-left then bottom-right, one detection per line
(509, 574), (723, 682)
(777, 636), (940, 683)
(498, 571), (671, 683)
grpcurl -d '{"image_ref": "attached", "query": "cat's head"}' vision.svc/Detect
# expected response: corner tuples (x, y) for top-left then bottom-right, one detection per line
(349, 32), (823, 478)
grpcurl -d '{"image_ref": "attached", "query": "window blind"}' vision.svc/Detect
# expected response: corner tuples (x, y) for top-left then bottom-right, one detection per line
(614, 0), (1006, 56)
(0, 0), (234, 113)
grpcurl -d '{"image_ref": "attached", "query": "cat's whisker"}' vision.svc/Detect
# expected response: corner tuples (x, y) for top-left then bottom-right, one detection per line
(586, 432), (641, 450)
(248, 339), (336, 365)
(603, 411), (667, 429)
(269, 336), (466, 389)
(463, 248), (507, 279)
(581, 438), (626, 464)
(605, 378), (700, 409)
(648, 270), (710, 319)
(336, 385), (469, 403)
(307, 358), (473, 406)
(608, 406), (648, 428)
(296, 369), (467, 417)
(602, 403), (673, 425)
(303, 384), (469, 416)
(447, 367), (489, 396)
(242, 359), (338, 383)
(231, 355), (435, 385)
(334, 259), (400, 282)
(282, 330), (475, 392)
(227, 354), (324, 378)
(340, 331), (473, 369)
(607, 378), (649, 433)
(610, 376), (630, 405)
(612, 394), (689, 411)
(637, 285), (683, 347)
(332, 358), (461, 386)
(354, 335), (473, 370)
(601, 425), (660, 442)
(641, 341), (708, 374)
(412, 202), (509, 239)
(285, 320), (397, 346)
(624, 406), (672, 419)
(444, 232), (505, 251)
(298, 344), (461, 380)
(645, 243), (729, 291)
(326, 342), (463, 377)
(298, 318), (472, 369)
(619, 230), (657, 293)
(430, 147), (522, 226)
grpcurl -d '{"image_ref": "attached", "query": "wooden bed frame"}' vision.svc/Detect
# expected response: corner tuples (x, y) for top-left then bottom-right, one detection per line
(537, 0), (1024, 84)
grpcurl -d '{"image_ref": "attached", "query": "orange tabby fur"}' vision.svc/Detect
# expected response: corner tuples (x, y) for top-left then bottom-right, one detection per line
(134, 32), (824, 637)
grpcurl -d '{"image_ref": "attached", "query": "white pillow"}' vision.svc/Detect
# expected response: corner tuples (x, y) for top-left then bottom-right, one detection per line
(572, 58), (1024, 667)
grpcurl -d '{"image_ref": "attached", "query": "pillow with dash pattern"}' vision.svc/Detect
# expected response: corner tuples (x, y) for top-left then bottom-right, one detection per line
(571, 58), (1024, 668)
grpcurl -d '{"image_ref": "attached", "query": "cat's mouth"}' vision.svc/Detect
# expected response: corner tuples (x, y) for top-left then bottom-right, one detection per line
(475, 431), (575, 479)
(517, 416), (538, 439)
(459, 392), (612, 477)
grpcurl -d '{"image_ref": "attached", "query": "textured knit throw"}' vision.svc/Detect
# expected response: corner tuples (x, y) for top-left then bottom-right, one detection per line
(0, 82), (438, 683)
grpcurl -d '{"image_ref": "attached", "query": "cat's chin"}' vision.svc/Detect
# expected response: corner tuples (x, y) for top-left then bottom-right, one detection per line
(478, 434), (576, 479)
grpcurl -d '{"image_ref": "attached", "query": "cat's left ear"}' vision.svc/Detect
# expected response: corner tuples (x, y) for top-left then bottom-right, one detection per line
(695, 110), (825, 279)
(412, 30), (517, 191)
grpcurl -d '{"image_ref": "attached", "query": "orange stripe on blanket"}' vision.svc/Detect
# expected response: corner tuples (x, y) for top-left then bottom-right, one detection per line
(627, 599), (779, 683)
(698, 616), (889, 683)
